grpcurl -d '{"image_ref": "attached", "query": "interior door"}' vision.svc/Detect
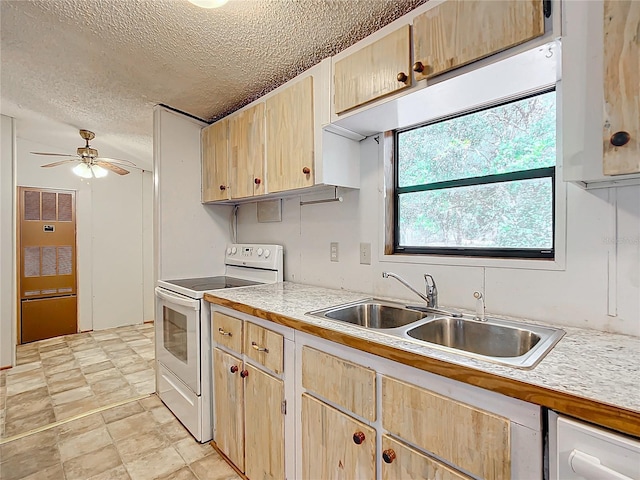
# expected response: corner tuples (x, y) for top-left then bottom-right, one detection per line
(18, 187), (77, 343)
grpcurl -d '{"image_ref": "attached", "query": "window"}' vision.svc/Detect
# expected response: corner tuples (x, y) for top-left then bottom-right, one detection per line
(394, 89), (556, 258)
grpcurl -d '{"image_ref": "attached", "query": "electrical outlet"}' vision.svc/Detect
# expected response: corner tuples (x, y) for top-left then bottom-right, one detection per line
(330, 242), (339, 262)
(360, 242), (371, 265)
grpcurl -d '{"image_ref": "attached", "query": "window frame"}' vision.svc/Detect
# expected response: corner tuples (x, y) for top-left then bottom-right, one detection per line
(392, 89), (557, 259)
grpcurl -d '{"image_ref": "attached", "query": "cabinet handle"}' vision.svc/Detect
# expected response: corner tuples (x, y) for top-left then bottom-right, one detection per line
(254, 178), (261, 185)
(412, 61), (425, 73)
(382, 449), (396, 464)
(240, 369), (249, 378)
(219, 185), (227, 191)
(251, 341), (269, 353)
(610, 131), (631, 147)
(218, 328), (232, 337)
(302, 167), (311, 175)
(397, 72), (408, 83)
(230, 365), (238, 374)
(352, 432), (366, 445)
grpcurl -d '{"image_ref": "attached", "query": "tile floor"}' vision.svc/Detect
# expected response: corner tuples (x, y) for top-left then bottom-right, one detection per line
(0, 325), (241, 480)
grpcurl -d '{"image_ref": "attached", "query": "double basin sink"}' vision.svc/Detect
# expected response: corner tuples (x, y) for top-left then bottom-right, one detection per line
(307, 299), (565, 369)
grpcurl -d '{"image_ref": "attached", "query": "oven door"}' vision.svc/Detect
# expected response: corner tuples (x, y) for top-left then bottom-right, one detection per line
(155, 287), (200, 394)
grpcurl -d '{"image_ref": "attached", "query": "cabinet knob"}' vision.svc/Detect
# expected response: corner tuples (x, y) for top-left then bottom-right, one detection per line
(352, 432), (366, 445)
(254, 178), (261, 185)
(382, 449), (396, 464)
(230, 365), (238, 374)
(218, 327), (232, 337)
(219, 185), (226, 191)
(397, 72), (408, 83)
(610, 131), (631, 147)
(302, 167), (311, 175)
(240, 369), (249, 378)
(412, 61), (425, 73)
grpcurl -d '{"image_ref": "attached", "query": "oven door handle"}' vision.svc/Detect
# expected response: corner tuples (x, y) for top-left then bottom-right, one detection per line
(155, 287), (200, 310)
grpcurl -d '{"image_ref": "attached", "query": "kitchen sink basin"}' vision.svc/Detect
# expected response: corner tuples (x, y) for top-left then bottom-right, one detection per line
(308, 299), (427, 329)
(306, 298), (565, 369)
(407, 317), (542, 358)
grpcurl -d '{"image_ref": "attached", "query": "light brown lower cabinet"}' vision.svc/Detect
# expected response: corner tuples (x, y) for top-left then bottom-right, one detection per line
(382, 376), (510, 480)
(301, 393), (375, 480)
(213, 348), (244, 470)
(244, 363), (284, 480)
(381, 435), (471, 480)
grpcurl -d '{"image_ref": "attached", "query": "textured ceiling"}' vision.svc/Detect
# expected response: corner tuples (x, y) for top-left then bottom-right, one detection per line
(1, 0), (426, 167)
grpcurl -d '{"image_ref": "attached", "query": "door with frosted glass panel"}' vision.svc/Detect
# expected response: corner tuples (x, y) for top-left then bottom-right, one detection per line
(18, 187), (77, 343)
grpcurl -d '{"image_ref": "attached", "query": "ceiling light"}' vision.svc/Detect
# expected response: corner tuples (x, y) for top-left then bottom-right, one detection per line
(187, 0), (229, 8)
(72, 163), (109, 178)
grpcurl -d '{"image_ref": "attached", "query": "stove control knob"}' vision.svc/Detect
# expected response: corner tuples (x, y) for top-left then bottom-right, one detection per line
(231, 247), (237, 254)
(226, 247), (232, 255)
(264, 249), (271, 258)
(257, 248), (263, 256)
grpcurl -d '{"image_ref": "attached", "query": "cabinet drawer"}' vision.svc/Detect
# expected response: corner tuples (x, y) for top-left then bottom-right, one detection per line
(382, 376), (510, 480)
(301, 393), (375, 480)
(244, 322), (284, 374)
(382, 435), (471, 480)
(212, 312), (243, 352)
(302, 346), (375, 422)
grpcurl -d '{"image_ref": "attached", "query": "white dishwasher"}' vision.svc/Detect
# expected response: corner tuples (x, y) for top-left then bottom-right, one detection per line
(549, 412), (640, 480)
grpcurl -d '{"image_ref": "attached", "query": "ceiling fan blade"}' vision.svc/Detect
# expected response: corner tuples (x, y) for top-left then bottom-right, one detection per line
(95, 156), (137, 167)
(95, 161), (130, 175)
(41, 159), (78, 168)
(31, 152), (77, 157)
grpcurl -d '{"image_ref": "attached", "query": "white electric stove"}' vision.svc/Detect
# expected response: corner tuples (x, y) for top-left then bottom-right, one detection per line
(155, 244), (283, 442)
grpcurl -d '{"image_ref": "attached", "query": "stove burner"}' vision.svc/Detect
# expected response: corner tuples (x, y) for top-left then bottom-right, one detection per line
(165, 276), (261, 292)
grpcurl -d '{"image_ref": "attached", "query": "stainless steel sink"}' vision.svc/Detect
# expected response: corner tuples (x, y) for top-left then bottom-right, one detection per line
(405, 316), (564, 368)
(306, 298), (564, 369)
(309, 299), (427, 329)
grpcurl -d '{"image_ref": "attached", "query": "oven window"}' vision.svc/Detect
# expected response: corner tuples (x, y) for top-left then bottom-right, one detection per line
(163, 306), (188, 363)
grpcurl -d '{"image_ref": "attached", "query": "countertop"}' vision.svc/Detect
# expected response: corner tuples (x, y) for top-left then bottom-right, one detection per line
(204, 282), (640, 437)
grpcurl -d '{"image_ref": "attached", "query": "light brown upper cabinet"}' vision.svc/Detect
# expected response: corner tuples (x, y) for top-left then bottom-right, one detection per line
(603, 0), (640, 176)
(230, 102), (265, 199)
(266, 76), (315, 193)
(201, 119), (229, 203)
(334, 25), (412, 114)
(412, 0), (545, 80)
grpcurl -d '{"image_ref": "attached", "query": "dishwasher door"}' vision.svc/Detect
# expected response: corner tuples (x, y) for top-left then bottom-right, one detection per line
(549, 412), (640, 480)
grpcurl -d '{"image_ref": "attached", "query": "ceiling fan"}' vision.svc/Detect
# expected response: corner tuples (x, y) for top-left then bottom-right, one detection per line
(32, 129), (136, 178)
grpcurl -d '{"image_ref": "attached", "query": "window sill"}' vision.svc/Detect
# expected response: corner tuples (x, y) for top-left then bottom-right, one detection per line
(380, 252), (566, 271)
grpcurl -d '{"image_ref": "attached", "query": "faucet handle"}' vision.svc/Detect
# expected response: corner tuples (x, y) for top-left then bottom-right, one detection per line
(423, 274), (437, 294)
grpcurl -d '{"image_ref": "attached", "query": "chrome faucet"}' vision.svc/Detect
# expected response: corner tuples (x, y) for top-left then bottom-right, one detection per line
(473, 291), (486, 322)
(382, 272), (461, 317)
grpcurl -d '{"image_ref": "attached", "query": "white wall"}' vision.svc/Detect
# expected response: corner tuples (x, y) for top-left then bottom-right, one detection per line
(1, 115), (16, 367)
(236, 137), (640, 337)
(154, 107), (232, 280)
(15, 134), (154, 333)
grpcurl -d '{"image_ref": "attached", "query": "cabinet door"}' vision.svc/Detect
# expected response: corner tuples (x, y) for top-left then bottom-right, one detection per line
(266, 76), (315, 193)
(230, 102), (265, 199)
(413, 0), (545, 80)
(603, 0), (640, 175)
(301, 393), (375, 480)
(213, 348), (244, 470)
(381, 435), (470, 480)
(382, 376), (510, 480)
(244, 364), (285, 480)
(201, 120), (229, 202)
(334, 25), (411, 114)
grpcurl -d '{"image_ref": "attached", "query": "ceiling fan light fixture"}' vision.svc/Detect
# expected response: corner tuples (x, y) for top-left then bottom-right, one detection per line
(92, 165), (109, 178)
(72, 163), (93, 178)
(72, 163), (109, 178)
(187, 0), (229, 8)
